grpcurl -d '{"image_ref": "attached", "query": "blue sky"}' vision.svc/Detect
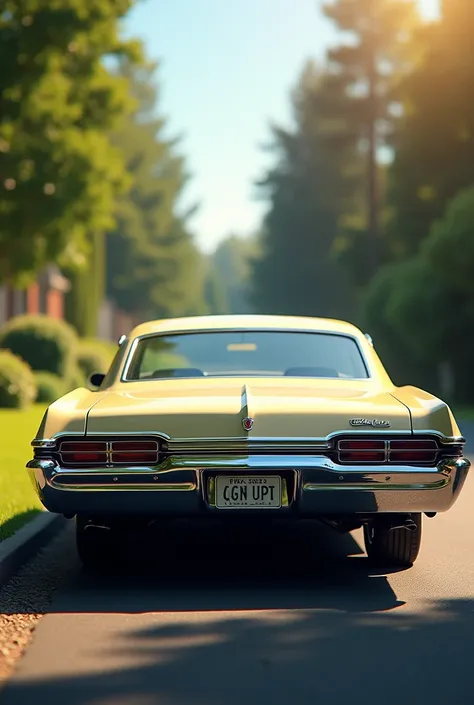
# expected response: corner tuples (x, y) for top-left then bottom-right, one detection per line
(125, 0), (440, 253)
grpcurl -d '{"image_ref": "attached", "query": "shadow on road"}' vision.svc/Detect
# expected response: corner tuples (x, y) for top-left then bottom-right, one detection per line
(2, 522), (474, 704)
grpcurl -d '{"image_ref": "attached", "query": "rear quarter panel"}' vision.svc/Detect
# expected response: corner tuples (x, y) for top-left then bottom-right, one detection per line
(34, 388), (103, 440)
(391, 385), (462, 437)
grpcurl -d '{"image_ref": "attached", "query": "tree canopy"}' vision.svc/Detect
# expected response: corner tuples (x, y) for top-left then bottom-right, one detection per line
(250, 62), (357, 321)
(104, 61), (206, 321)
(0, 0), (142, 285)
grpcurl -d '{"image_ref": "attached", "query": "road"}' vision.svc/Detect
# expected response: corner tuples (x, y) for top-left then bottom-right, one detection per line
(2, 462), (474, 704)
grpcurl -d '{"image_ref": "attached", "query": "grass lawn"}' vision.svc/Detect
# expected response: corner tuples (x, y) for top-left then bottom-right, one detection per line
(0, 405), (46, 541)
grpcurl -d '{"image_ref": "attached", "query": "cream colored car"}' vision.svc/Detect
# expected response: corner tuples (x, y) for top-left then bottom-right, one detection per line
(27, 314), (470, 569)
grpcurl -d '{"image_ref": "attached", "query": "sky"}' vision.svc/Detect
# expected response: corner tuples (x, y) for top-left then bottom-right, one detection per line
(125, 0), (441, 254)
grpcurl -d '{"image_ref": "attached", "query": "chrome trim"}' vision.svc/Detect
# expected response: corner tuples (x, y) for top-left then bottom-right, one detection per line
(27, 453), (468, 479)
(32, 430), (171, 445)
(303, 457), (470, 490)
(26, 459), (196, 492)
(52, 479), (196, 492)
(120, 328), (374, 382)
(26, 456), (471, 515)
(32, 439), (58, 448)
(32, 430), (465, 456)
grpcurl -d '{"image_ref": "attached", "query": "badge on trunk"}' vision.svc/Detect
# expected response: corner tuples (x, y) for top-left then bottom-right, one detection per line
(350, 418), (391, 428)
(242, 417), (254, 431)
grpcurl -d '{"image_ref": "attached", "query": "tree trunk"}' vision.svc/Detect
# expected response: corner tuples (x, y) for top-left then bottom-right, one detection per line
(367, 26), (379, 278)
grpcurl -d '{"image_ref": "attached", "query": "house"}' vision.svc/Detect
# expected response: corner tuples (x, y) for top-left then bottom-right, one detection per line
(0, 265), (70, 327)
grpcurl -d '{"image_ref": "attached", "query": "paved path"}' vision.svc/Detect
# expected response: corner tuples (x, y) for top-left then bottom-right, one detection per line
(1, 461), (474, 704)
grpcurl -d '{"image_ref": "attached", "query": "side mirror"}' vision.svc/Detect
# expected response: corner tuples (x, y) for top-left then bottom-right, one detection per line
(89, 372), (105, 388)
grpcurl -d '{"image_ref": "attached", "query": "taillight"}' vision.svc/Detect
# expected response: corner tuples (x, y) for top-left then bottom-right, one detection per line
(389, 439), (438, 464)
(338, 439), (386, 463)
(58, 439), (160, 466)
(60, 441), (108, 464)
(110, 440), (159, 464)
(336, 437), (440, 465)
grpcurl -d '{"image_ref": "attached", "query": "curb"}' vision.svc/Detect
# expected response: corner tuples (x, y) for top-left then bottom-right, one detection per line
(0, 513), (67, 589)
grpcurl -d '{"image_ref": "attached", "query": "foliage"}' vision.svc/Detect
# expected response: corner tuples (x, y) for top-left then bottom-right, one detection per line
(34, 371), (65, 403)
(250, 62), (357, 320)
(322, 0), (420, 277)
(66, 365), (86, 392)
(77, 339), (112, 378)
(105, 61), (206, 320)
(0, 0), (142, 285)
(64, 230), (105, 337)
(363, 185), (474, 400)
(203, 266), (229, 315)
(0, 314), (78, 377)
(81, 337), (117, 364)
(212, 235), (259, 313)
(0, 350), (37, 409)
(387, 1), (474, 257)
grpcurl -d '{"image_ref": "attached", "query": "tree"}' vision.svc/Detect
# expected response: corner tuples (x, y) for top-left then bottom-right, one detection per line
(64, 230), (105, 337)
(0, 0), (142, 285)
(387, 0), (474, 257)
(104, 61), (206, 321)
(203, 266), (229, 315)
(212, 234), (259, 313)
(322, 0), (419, 275)
(250, 62), (358, 320)
(363, 184), (474, 401)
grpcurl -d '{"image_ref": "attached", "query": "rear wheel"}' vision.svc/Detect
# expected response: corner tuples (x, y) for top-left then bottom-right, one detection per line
(364, 513), (422, 567)
(75, 516), (121, 570)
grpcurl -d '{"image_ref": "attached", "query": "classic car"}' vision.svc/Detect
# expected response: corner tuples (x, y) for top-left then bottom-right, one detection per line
(27, 314), (470, 568)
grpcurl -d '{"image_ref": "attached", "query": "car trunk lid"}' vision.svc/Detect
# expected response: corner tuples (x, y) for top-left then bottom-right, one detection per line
(85, 377), (412, 439)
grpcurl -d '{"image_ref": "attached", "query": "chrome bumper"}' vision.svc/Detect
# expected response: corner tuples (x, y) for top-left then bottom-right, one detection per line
(26, 454), (471, 516)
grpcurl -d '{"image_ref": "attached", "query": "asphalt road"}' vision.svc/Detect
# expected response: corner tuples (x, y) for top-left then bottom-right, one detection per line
(2, 458), (474, 704)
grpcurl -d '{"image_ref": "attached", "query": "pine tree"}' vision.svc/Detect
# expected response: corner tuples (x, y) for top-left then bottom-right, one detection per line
(323, 0), (418, 275)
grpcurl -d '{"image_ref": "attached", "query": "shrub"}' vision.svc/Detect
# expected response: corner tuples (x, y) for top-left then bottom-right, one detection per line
(81, 338), (117, 364)
(76, 340), (112, 380)
(0, 314), (78, 378)
(65, 365), (86, 393)
(34, 372), (66, 404)
(0, 350), (37, 409)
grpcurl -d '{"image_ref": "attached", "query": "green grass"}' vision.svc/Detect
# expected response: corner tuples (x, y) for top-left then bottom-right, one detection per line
(0, 405), (46, 541)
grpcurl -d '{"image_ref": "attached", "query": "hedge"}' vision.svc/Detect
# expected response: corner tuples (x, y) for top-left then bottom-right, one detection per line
(0, 314), (78, 378)
(76, 340), (113, 381)
(34, 372), (66, 404)
(0, 351), (37, 409)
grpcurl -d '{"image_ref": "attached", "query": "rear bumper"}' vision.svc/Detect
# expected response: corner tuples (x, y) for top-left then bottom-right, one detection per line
(26, 454), (470, 518)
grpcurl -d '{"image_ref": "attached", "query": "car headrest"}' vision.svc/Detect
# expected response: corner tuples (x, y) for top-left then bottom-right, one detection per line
(284, 366), (339, 378)
(151, 368), (205, 378)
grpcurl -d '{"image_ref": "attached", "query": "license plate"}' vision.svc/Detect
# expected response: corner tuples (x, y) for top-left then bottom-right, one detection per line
(215, 475), (281, 509)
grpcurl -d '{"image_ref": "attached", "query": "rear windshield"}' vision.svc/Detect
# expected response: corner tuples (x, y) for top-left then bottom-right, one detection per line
(124, 331), (369, 380)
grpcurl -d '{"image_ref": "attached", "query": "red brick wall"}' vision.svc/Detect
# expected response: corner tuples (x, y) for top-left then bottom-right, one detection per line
(26, 282), (40, 314)
(46, 290), (64, 320)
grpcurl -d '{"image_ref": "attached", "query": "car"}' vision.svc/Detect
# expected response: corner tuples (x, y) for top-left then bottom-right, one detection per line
(27, 314), (470, 569)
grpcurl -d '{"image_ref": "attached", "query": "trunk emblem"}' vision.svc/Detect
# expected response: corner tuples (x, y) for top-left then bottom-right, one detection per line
(242, 417), (254, 431)
(350, 418), (391, 428)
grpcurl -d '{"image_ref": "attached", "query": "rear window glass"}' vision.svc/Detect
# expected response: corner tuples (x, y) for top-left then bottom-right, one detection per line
(124, 330), (369, 380)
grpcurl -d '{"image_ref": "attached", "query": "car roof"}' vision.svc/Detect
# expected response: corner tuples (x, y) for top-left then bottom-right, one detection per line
(128, 314), (364, 339)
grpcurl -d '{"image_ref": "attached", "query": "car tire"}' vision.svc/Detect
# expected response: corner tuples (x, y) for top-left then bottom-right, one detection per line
(75, 516), (120, 570)
(363, 513), (422, 567)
